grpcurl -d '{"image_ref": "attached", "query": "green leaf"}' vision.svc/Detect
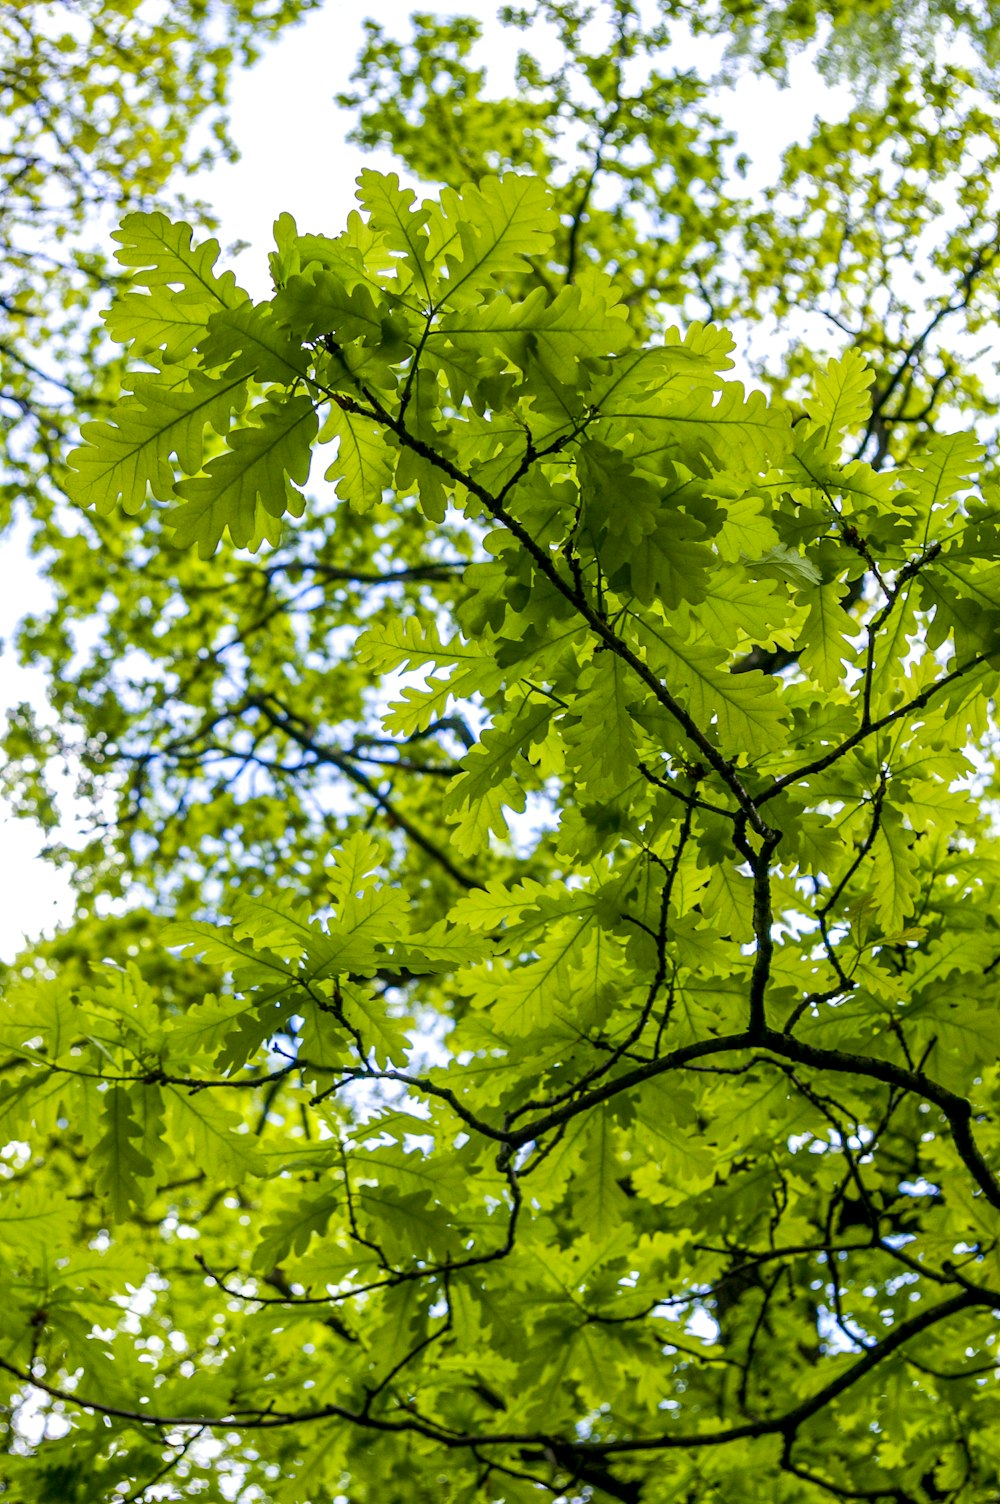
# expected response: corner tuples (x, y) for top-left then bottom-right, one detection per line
(92, 1087), (155, 1222)
(103, 284), (216, 364)
(0, 1183), (72, 1251)
(162, 993), (257, 1069)
(358, 615), (502, 731)
(798, 580), (858, 689)
(0, 977), (81, 1063)
(355, 170), (434, 291)
(390, 919), (489, 972)
(67, 368), (247, 514)
(637, 618), (788, 752)
(251, 1189), (339, 1271)
(564, 650), (638, 795)
(437, 271), (632, 385)
(806, 348), (874, 445)
(274, 267), (398, 349)
(598, 372), (791, 476)
(170, 391), (318, 554)
(339, 981), (412, 1067)
(443, 698), (553, 844)
(320, 399), (394, 512)
(905, 430), (985, 544)
(435, 174), (559, 306)
(198, 298), (312, 384)
(870, 809), (921, 935)
(111, 212), (245, 308)
(164, 1085), (263, 1178)
(327, 830), (386, 906)
(701, 863), (755, 942)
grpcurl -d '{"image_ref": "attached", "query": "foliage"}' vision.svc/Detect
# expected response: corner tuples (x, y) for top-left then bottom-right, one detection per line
(0, 0), (319, 533)
(5, 3), (1000, 1502)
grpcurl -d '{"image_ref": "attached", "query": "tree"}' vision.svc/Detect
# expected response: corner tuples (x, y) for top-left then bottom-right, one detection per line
(4, 3), (1000, 1500)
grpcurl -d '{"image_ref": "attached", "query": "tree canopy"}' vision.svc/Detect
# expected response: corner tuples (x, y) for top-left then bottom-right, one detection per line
(4, 3), (1000, 1501)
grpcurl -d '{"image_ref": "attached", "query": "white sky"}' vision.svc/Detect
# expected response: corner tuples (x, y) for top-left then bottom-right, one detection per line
(0, 2), (852, 962)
